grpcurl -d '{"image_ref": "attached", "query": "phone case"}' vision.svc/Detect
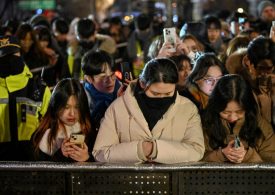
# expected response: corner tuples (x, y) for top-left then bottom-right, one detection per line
(163, 27), (176, 52)
(70, 134), (85, 148)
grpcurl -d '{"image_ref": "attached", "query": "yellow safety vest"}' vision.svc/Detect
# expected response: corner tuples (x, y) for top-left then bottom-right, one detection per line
(0, 65), (51, 142)
(67, 46), (84, 80)
(133, 41), (145, 78)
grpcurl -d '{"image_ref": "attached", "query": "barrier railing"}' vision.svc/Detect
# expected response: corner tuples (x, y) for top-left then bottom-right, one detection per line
(0, 161), (275, 194)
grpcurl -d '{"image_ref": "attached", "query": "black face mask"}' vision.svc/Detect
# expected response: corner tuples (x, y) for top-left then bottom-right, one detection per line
(134, 82), (177, 130)
(141, 92), (176, 109)
(79, 40), (95, 50)
(0, 54), (25, 77)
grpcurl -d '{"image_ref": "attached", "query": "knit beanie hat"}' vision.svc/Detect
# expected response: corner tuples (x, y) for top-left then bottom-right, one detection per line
(257, 0), (274, 16)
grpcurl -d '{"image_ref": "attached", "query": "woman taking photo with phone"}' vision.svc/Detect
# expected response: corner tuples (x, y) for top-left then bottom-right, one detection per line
(32, 78), (95, 161)
(202, 74), (275, 163)
(93, 58), (205, 164)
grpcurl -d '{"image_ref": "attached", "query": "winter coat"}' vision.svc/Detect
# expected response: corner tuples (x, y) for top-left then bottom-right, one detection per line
(203, 116), (275, 163)
(93, 81), (205, 164)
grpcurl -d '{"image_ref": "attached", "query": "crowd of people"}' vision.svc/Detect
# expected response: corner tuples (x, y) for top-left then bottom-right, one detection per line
(1, 0), (275, 164)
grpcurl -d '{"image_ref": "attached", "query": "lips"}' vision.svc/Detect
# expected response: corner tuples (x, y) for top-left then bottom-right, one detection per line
(106, 85), (115, 90)
(67, 119), (76, 123)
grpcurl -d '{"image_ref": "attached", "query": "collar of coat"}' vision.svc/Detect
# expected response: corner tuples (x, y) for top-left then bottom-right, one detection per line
(221, 117), (245, 142)
(39, 122), (81, 156)
(122, 81), (181, 135)
(188, 84), (209, 109)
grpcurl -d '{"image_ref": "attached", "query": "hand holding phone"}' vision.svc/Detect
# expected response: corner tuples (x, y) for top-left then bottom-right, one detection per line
(163, 27), (177, 52)
(70, 134), (85, 148)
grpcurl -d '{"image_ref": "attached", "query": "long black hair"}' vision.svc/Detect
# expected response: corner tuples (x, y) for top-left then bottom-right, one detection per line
(186, 53), (227, 87)
(202, 74), (261, 149)
(32, 78), (91, 154)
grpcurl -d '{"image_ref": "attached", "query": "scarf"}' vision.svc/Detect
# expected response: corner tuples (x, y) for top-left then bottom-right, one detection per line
(188, 84), (209, 110)
(39, 122), (81, 156)
(134, 82), (176, 131)
(84, 79), (121, 129)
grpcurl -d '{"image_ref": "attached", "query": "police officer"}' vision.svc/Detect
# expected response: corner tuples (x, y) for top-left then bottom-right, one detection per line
(0, 36), (51, 161)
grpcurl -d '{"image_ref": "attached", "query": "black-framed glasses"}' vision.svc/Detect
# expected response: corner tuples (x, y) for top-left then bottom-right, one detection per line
(94, 72), (116, 82)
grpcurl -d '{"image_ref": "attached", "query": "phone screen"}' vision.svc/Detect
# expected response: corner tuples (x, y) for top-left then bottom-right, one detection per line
(238, 17), (245, 24)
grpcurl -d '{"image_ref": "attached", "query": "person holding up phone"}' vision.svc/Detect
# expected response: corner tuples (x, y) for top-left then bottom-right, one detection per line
(32, 78), (95, 162)
(157, 30), (190, 59)
(202, 75), (275, 163)
(81, 50), (123, 131)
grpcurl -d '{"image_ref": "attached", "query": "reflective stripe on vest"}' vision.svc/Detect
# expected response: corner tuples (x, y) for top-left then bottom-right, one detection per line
(0, 97), (42, 143)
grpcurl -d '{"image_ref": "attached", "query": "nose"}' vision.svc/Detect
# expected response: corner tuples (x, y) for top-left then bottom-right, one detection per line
(228, 113), (238, 123)
(68, 108), (76, 117)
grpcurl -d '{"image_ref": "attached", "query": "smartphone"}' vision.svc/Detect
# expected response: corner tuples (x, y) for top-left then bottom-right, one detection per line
(120, 62), (132, 83)
(163, 27), (176, 52)
(238, 17), (245, 24)
(70, 134), (85, 148)
(234, 135), (240, 148)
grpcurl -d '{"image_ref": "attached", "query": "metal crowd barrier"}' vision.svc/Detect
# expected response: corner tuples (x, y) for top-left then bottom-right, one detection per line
(0, 161), (275, 194)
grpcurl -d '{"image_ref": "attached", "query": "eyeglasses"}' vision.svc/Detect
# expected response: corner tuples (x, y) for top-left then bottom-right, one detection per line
(94, 72), (116, 82)
(202, 76), (222, 86)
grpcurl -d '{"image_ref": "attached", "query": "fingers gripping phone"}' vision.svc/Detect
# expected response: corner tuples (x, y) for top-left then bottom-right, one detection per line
(70, 134), (85, 148)
(163, 27), (177, 52)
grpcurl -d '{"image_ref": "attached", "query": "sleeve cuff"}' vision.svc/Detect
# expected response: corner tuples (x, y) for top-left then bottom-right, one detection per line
(137, 141), (147, 161)
(137, 140), (157, 162)
(147, 140), (157, 160)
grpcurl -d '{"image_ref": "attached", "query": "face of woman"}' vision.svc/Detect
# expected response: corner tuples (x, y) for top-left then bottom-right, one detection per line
(39, 40), (49, 48)
(196, 65), (223, 96)
(20, 32), (33, 53)
(178, 60), (192, 88)
(219, 101), (245, 123)
(182, 38), (198, 52)
(59, 96), (80, 126)
(144, 82), (176, 98)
